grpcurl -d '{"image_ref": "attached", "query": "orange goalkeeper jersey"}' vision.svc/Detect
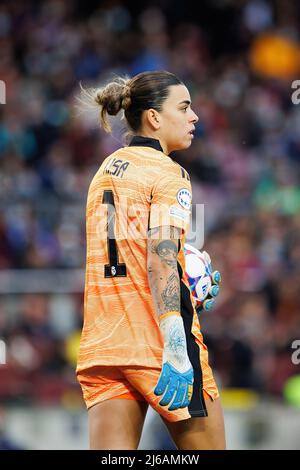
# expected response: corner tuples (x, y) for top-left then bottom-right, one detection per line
(77, 136), (204, 372)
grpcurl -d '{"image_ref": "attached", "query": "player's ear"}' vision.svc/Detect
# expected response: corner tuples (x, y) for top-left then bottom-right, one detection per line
(146, 109), (161, 130)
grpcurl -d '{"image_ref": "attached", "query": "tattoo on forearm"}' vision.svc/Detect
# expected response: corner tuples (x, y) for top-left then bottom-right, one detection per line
(148, 266), (180, 315)
(161, 272), (180, 312)
(167, 321), (187, 365)
(150, 240), (178, 266)
(158, 316), (189, 367)
(147, 226), (181, 316)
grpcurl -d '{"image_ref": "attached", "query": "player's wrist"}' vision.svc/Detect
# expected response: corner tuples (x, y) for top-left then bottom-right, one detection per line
(159, 314), (191, 372)
(159, 311), (181, 323)
(159, 312), (184, 339)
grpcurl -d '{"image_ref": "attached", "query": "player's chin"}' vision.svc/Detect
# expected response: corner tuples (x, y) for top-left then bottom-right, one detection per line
(177, 137), (193, 151)
(182, 139), (193, 150)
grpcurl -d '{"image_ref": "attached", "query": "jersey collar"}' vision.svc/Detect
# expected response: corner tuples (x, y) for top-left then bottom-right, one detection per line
(129, 136), (164, 153)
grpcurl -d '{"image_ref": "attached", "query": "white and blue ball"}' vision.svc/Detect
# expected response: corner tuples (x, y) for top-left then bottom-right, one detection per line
(184, 243), (212, 303)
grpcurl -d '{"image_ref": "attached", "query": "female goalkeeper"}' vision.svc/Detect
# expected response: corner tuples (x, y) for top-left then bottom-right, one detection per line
(76, 70), (225, 450)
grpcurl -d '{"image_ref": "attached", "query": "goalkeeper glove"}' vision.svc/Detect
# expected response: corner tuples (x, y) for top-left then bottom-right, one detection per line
(197, 251), (221, 313)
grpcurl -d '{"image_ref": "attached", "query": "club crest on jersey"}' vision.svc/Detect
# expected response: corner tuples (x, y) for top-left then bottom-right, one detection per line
(177, 188), (191, 210)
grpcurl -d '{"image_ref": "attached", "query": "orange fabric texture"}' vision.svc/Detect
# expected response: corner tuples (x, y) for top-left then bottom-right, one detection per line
(76, 144), (219, 420)
(77, 145), (196, 372)
(77, 364), (219, 422)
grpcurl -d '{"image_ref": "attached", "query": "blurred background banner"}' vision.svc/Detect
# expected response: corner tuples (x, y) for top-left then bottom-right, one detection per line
(0, 0), (300, 450)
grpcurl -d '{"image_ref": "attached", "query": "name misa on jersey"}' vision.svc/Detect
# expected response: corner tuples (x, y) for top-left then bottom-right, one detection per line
(102, 158), (130, 178)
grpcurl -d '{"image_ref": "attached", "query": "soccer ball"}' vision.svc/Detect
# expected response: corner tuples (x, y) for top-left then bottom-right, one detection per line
(184, 243), (212, 304)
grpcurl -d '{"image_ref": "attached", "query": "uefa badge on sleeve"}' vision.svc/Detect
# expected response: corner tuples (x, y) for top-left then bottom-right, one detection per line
(177, 188), (191, 210)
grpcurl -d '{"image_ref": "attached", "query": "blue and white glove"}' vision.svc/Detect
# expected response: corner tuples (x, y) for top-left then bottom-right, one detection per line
(154, 313), (193, 410)
(198, 251), (221, 313)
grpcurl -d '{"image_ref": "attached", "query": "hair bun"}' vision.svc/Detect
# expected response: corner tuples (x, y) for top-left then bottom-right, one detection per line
(95, 91), (104, 106)
(121, 84), (131, 111)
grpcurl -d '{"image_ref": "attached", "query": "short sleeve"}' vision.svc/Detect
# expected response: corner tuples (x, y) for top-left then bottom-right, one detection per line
(149, 173), (192, 232)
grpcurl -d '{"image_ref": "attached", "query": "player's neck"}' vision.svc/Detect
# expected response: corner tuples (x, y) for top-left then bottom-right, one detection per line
(135, 133), (169, 155)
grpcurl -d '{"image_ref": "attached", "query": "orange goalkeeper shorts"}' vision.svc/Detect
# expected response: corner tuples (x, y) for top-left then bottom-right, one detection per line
(77, 364), (219, 423)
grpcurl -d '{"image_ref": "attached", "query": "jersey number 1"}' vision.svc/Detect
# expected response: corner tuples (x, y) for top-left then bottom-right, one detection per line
(102, 190), (127, 278)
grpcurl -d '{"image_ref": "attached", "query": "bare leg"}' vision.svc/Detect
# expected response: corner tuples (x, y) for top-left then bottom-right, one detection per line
(88, 399), (149, 450)
(162, 397), (226, 450)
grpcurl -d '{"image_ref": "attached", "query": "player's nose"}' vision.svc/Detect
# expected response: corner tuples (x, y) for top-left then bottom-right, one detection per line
(190, 109), (198, 123)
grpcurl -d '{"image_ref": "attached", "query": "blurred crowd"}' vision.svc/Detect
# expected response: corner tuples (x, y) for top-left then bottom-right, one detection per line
(0, 0), (300, 408)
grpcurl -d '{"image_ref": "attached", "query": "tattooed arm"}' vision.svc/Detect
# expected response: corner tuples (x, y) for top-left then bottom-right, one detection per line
(147, 226), (193, 410)
(147, 226), (181, 317)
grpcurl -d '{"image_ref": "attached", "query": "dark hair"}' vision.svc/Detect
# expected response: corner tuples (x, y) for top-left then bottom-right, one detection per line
(79, 71), (183, 133)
